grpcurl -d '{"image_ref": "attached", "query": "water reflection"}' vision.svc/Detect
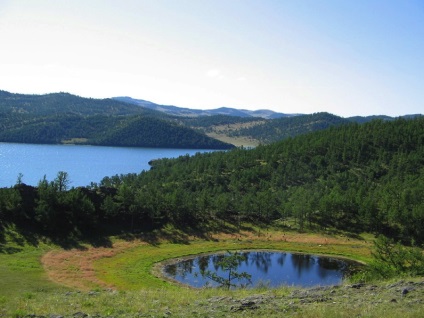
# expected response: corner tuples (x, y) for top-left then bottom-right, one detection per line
(163, 251), (361, 289)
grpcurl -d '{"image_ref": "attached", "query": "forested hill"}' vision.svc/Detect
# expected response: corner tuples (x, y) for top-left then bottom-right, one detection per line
(0, 91), (234, 149)
(228, 112), (351, 143)
(99, 117), (424, 243)
(1, 117), (423, 244)
(0, 90), (161, 117)
(0, 90), (420, 149)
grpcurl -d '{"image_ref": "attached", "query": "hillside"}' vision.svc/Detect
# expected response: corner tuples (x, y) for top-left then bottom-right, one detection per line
(98, 117), (424, 243)
(0, 91), (234, 149)
(1, 116), (423, 317)
(0, 90), (421, 149)
(227, 112), (350, 143)
(2, 117), (423, 245)
(113, 96), (294, 119)
(0, 90), (162, 117)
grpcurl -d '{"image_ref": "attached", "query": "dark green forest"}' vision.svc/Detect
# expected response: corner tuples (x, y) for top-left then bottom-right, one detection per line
(0, 90), (160, 116)
(0, 91), (233, 149)
(1, 117), (423, 246)
(0, 114), (234, 149)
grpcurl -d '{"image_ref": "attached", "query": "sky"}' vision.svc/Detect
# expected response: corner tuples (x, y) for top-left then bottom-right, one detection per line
(0, 0), (423, 117)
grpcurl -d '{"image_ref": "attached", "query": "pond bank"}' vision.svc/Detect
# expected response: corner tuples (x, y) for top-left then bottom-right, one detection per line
(42, 229), (372, 291)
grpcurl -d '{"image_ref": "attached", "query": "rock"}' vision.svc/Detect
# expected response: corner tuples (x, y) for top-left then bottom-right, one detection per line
(230, 294), (268, 311)
(241, 300), (257, 307)
(73, 312), (88, 318)
(231, 301), (259, 312)
(350, 283), (365, 289)
(208, 296), (232, 303)
(388, 280), (405, 288)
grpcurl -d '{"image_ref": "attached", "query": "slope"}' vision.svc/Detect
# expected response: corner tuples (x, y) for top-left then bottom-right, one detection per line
(0, 91), (233, 149)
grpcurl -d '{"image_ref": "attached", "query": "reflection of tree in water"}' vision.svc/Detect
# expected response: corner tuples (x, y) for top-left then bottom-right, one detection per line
(317, 258), (359, 279)
(181, 258), (195, 276)
(210, 252), (249, 272)
(277, 253), (287, 266)
(248, 252), (272, 274)
(196, 255), (210, 273)
(166, 258), (195, 279)
(166, 252), (357, 288)
(165, 264), (177, 277)
(316, 257), (340, 279)
(290, 254), (315, 277)
(211, 254), (226, 271)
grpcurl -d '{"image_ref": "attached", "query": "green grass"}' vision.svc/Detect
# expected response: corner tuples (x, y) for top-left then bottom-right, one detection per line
(95, 238), (372, 290)
(2, 224), (423, 317)
(0, 229), (64, 297)
(0, 227), (68, 316)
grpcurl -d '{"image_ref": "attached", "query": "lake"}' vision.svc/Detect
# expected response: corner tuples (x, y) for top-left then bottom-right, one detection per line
(163, 251), (361, 288)
(0, 143), (215, 188)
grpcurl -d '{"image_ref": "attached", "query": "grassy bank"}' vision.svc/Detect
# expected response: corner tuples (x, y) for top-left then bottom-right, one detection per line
(94, 232), (371, 290)
(2, 225), (423, 317)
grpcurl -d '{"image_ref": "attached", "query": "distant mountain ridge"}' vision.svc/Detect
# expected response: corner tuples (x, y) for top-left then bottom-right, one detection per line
(0, 90), (421, 149)
(113, 96), (297, 119)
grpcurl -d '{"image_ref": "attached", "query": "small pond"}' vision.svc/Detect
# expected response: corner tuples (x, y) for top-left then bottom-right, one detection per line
(163, 251), (361, 288)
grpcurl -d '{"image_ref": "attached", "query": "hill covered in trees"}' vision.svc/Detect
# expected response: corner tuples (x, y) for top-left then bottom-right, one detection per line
(180, 112), (420, 147)
(0, 91), (233, 149)
(2, 90), (419, 149)
(0, 90), (160, 117)
(225, 112), (350, 144)
(1, 117), (423, 246)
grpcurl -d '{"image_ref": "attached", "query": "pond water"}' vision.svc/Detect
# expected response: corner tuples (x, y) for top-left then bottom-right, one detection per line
(163, 251), (361, 288)
(0, 143), (215, 187)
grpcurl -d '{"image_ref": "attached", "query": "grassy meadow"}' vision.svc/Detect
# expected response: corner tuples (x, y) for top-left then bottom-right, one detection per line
(1, 223), (424, 317)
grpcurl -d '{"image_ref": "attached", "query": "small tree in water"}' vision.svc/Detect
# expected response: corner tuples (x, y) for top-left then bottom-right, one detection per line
(200, 251), (252, 289)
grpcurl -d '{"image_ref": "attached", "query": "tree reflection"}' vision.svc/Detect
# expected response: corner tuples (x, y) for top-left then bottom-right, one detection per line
(290, 254), (314, 277)
(164, 251), (357, 288)
(196, 255), (210, 273)
(248, 252), (272, 274)
(277, 253), (287, 266)
(165, 264), (177, 277)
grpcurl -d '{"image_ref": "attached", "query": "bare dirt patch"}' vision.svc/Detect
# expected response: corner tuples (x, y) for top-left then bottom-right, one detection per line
(41, 241), (140, 290)
(206, 132), (260, 148)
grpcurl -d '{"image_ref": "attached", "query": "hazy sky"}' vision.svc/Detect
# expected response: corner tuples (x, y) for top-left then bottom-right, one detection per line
(0, 0), (423, 117)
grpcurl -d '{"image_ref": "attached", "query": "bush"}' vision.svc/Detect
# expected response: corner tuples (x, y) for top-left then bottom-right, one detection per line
(354, 235), (424, 281)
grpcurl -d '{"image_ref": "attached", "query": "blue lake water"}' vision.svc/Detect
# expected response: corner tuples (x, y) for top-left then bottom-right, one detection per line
(0, 143), (215, 188)
(163, 251), (361, 288)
